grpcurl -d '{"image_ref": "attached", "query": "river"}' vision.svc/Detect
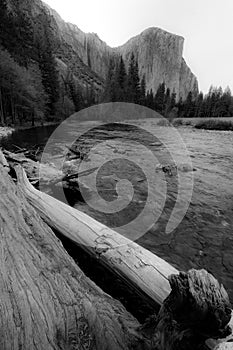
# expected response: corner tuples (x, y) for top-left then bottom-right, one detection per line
(2, 120), (233, 303)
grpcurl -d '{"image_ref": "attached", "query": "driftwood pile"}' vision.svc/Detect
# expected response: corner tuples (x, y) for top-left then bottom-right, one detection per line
(0, 149), (232, 349)
(1, 148), (97, 194)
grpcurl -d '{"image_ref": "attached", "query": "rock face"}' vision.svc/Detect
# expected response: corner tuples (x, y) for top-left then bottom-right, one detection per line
(117, 27), (198, 100)
(10, 0), (199, 99)
(179, 58), (199, 100)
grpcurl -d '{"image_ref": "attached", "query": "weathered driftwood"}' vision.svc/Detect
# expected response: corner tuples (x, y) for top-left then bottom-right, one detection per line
(3, 149), (64, 185)
(2, 149), (97, 189)
(141, 269), (232, 350)
(15, 165), (179, 306)
(52, 166), (99, 185)
(0, 163), (149, 350)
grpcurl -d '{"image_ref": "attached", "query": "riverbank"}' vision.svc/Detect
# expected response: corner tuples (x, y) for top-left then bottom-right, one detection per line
(170, 117), (233, 130)
(13, 121), (59, 131)
(0, 122), (60, 140)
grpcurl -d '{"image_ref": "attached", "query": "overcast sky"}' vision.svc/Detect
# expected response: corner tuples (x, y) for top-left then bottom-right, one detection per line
(43, 0), (233, 94)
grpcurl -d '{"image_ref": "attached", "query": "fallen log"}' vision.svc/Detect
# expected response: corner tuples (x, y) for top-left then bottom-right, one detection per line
(15, 165), (233, 349)
(15, 165), (179, 306)
(0, 163), (148, 350)
(1, 161), (233, 349)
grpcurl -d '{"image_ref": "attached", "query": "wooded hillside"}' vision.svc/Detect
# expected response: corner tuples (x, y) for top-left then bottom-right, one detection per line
(0, 0), (91, 126)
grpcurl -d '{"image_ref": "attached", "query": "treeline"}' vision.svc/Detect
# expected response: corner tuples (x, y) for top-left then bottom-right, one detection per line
(177, 87), (233, 118)
(102, 53), (233, 119)
(0, 0), (88, 126)
(141, 84), (233, 119)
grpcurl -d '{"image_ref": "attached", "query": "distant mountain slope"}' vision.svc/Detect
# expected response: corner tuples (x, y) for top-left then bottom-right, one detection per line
(37, 0), (199, 99)
(1, 0), (198, 126)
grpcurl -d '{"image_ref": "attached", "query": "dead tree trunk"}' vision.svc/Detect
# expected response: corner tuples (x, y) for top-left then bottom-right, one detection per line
(141, 269), (232, 350)
(15, 165), (178, 307)
(0, 163), (148, 350)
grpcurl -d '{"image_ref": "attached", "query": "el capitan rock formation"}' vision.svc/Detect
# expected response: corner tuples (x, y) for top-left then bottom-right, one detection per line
(117, 27), (198, 100)
(9, 0), (198, 100)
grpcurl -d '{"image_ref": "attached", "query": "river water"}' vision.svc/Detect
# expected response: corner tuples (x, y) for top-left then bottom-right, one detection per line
(2, 120), (233, 303)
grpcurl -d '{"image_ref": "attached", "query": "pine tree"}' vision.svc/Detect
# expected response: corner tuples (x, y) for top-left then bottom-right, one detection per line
(0, 1), (11, 49)
(140, 75), (146, 105)
(194, 92), (204, 118)
(164, 88), (171, 116)
(116, 56), (127, 101)
(184, 91), (195, 117)
(177, 97), (184, 117)
(127, 53), (140, 103)
(145, 89), (154, 109)
(102, 58), (116, 102)
(0, 1), (33, 66)
(170, 91), (176, 109)
(154, 82), (166, 113)
(219, 87), (233, 117)
(35, 13), (59, 116)
(0, 46), (49, 125)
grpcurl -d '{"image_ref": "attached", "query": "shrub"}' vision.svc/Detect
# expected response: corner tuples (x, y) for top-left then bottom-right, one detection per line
(172, 119), (183, 127)
(157, 119), (170, 127)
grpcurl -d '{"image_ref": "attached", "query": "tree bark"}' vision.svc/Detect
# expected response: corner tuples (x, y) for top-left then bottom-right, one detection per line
(0, 163), (148, 350)
(0, 149), (10, 171)
(10, 94), (15, 125)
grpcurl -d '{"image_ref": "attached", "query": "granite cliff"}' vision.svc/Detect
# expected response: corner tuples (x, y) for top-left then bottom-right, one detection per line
(117, 28), (198, 100)
(7, 0), (198, 100)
